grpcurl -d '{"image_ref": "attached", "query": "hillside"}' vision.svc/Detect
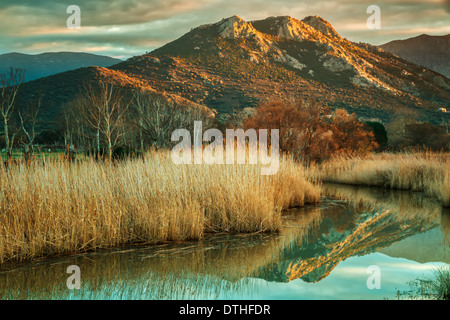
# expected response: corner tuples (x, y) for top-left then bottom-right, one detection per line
(16, 15), (450, 127)
(380, 34), (450, 78)
(0, 52), (122, 82)
(17, 65), (210, 127)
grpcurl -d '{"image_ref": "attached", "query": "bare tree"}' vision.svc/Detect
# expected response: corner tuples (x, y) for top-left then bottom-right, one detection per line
(60, 98), (82, 160)
(133, 92), (180, 150)
(0, 68), (25, 159)
(18, 93), (42, 162)
(132, 91), (215, 151)
(78, 81), (133, 161)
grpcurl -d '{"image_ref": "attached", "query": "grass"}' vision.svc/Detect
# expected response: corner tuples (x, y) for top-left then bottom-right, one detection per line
(0, 150), (320, 264)
(0, 150), (73, 162)
(0, 209), (323, 300)
(308, 151), (450, 207)
(428, 266), (450, 300)
(2, 148), (447, 266)
(400, 266), (450, 300)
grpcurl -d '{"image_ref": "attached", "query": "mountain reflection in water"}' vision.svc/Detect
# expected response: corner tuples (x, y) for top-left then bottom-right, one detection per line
(0, 184), (448, 300)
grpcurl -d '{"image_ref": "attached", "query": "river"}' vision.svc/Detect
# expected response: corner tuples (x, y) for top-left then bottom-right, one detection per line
(1, 183), (449, 300)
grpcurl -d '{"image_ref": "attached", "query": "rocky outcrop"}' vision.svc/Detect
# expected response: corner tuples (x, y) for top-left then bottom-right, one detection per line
(218, 15), (261, 40)
(302, 15), (341, 38)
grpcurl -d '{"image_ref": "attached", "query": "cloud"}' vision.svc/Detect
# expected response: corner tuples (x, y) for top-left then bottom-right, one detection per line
(0, 0), (448, 58)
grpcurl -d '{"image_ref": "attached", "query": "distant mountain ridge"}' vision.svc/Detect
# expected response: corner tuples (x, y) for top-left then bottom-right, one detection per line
(0, 52), (122, 82)
(379, 34), (450, 78)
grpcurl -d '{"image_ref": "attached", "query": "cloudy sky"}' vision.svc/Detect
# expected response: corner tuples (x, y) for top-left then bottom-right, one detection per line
(0, 0), (449, 59)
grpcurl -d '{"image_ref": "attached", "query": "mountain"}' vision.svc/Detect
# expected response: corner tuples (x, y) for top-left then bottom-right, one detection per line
(14, 65), (210, 126)
(0, 52), (122, 82)
(16, 15), (450, 128)
(379, 34), (450, 78)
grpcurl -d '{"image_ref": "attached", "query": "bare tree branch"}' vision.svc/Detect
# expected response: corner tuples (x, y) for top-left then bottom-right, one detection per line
(0, 68), (25, 159)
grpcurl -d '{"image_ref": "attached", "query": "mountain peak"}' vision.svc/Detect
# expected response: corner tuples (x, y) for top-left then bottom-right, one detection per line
(217, 15), (261, 39)
(226, 14), (242, 21)
(249, 16), (320, 41)
(379, 33), (450, 78)
(302, 15), (340, 38)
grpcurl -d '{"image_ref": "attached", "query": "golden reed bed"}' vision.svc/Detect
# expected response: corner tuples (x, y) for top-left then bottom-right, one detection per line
(309, 151), (450, 207)
(0, 150), (320, 263)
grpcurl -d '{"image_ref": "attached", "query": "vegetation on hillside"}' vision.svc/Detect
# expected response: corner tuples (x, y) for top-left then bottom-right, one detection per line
(9, 15), (450, 133)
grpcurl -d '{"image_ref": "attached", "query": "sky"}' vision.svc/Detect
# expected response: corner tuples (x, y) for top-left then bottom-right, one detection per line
(0, 0), (449, 59)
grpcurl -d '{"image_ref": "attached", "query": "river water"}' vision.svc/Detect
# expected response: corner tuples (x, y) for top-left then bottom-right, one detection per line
(1, 183), (449, 300)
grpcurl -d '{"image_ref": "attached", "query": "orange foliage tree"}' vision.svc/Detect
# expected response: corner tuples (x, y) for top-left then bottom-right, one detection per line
(328, 108), (378, 157)
(243, 99), (378, 163)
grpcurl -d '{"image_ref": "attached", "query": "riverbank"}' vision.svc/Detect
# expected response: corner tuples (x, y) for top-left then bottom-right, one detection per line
(3, 149), (448, 265)
(0, 150), (320, 264)
(309, 151), (450, 207)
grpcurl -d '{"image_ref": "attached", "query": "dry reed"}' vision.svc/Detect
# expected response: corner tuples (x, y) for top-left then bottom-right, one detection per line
(0, 150), (320, 263)
(309, 151), (450, 207)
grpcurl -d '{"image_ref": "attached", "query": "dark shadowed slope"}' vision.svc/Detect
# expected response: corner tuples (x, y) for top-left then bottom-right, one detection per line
(380, 34), (450, 78)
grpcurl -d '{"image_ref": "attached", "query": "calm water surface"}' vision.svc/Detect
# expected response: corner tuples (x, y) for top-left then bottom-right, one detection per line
(1, 184), (449, 300)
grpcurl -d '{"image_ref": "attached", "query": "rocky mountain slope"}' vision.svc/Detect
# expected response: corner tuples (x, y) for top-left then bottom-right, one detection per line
(16, 15), (450, 127)
(380, 34), (450, 78)
(0, 52), (122, 82)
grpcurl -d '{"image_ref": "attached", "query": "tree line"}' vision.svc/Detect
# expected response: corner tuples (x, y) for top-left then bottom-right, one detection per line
(0, 68), (215, 162)
(0, 68), (42, 162)
(2, 67), (448, 164)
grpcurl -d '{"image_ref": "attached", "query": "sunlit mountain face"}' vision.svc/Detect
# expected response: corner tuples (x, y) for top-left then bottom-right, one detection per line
(14, 15), (450, 131)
